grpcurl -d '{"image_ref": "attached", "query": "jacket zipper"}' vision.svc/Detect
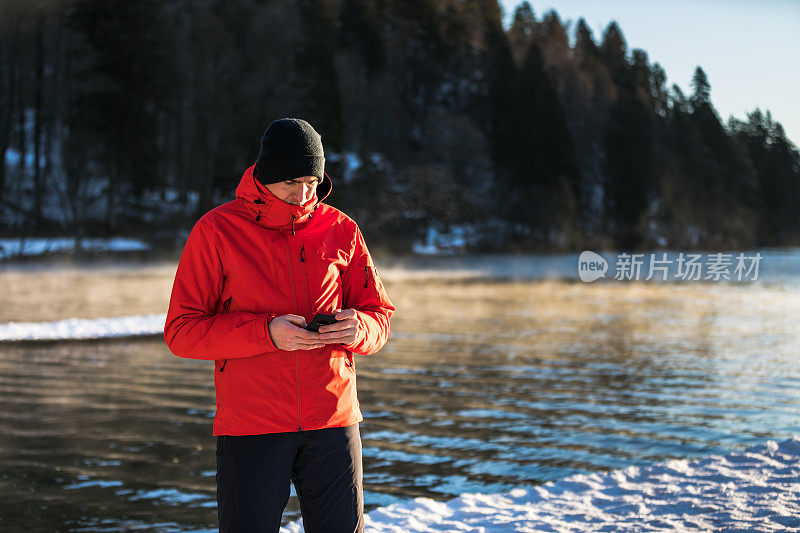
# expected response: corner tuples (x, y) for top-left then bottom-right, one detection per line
(218, 297), (233, 417)
(284, 232), (302, 431)
(219, 297), (233, 373)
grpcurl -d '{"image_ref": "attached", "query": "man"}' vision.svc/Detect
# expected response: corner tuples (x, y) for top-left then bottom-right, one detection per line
(164, 118), (395, 532)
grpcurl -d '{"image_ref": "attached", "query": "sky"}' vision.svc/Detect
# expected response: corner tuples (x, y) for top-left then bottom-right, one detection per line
(499, 0), (800, 145)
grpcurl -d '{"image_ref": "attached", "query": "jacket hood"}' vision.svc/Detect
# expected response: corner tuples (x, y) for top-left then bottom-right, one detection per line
(234, 163), (332, 231)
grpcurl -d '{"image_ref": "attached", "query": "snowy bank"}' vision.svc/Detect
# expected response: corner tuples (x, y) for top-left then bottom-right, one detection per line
(0, 313), (166, 341)
(0, 237), (150, 261)
(283, 436), (800, 532)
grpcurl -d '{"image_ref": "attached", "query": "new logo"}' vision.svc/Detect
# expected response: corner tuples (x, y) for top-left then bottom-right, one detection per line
(578, 251), (608, 282)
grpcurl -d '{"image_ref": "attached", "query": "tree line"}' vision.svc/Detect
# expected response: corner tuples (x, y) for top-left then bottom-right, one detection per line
(1, 0), (798, 252)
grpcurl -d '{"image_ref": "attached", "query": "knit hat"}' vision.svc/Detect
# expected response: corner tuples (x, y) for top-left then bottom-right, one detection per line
(255, 118), (325, 184)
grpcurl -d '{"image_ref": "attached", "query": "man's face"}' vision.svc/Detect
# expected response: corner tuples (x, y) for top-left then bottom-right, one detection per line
(265, 176), (321, 206)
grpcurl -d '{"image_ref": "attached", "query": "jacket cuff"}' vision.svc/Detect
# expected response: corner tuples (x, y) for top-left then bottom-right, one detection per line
(264, 313), (280, 352)
(342, 311), (366, 352)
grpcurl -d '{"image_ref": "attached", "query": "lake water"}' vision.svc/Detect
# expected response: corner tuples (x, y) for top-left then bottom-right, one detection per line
(1, 257), (799, 531)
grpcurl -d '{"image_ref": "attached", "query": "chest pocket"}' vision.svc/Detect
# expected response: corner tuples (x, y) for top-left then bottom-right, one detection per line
(308, 236), (346, 312)
(316, 234), (346, 271)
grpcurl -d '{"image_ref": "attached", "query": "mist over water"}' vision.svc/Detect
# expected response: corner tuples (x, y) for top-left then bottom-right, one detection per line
(1, 259), (799, 530)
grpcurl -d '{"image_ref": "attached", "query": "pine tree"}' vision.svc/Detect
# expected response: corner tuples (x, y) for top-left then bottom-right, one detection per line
(539, 10), (570, 55)
(730, 110), (800, 245)
(661, 68), (757, 248)
(508, 1), (535, 67)
(650, 63), (669, 117)
(601, 40), (653, 249)
(503, 38), (578, 244)
(600, 21), (627, 87)
(575, 18), (600, 65)
(482, 0), (518, 188)
(690, 66), (711, 107)
(689, 67), (749, 203)
(571, 17), (609, 229)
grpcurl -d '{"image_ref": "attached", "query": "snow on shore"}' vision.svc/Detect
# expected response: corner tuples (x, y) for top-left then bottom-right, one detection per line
(284, 436), (800, 532)
(0, 313), (166, 341)
(0, 237), (149, 261)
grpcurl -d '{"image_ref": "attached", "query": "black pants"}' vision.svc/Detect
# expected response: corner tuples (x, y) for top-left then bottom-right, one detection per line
(216, 423), (364, 533)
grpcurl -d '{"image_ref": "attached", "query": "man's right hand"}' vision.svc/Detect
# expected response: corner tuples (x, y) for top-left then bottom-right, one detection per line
(268, 314), (325, 351)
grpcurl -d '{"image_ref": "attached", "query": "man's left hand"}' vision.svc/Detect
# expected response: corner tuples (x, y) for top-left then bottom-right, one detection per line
(319, 309), (359, 345)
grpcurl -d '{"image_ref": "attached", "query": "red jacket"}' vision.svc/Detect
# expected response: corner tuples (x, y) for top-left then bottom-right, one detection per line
(164, 164), (395, 435)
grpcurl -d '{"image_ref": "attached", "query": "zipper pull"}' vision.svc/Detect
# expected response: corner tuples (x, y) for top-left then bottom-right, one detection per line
(291, 214), (296, 235)
(364, 266), (370, 288)
(300, 246), (305, 262)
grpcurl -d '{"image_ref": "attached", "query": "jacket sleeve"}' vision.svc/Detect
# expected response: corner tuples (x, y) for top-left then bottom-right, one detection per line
(341, 224), (395, 355)
(164, 218), (279, 360)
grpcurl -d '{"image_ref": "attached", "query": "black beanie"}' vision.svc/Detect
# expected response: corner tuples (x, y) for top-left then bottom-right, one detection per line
(255, 118), (325, 184)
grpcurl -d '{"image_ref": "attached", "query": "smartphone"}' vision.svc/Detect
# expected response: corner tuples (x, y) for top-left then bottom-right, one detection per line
(305, 313), (338, 332)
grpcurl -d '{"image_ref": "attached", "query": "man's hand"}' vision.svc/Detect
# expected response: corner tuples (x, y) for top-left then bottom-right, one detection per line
(268, 314), (324, 351)
(319, 309), (360, 345)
